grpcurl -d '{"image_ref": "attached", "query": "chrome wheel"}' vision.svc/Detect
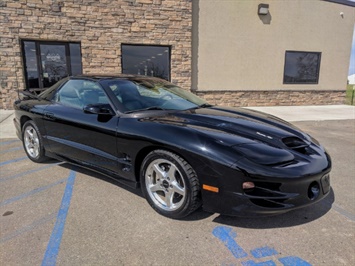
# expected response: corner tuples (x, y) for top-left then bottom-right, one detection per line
(24, 125), (40, 159)
(141, 150), (201, 218)
(145, 158), (186, 211)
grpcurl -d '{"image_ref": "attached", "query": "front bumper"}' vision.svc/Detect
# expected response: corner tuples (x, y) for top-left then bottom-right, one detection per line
(201, 170), (331, 217)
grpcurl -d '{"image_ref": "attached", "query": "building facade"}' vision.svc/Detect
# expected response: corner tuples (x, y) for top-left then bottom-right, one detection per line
(0, 0), (354, 109)
(192, 0), (355, 106)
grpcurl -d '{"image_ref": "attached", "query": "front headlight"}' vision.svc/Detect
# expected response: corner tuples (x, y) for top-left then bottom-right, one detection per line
(233, 143), (294, 165)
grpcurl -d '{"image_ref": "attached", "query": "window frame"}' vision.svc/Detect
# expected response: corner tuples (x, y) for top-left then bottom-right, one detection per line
(53, 79), (112, 110)
(283, 51), (322, 85)
(21, 40), (83, 92)
(121, 43), (172, 81)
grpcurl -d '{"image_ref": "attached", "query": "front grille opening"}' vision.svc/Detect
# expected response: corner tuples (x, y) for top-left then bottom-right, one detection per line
(282, 137), (309, 154)
(254, 182), (282, 192)
(250, 198), (286, 208)
(244, 182), (283, 198)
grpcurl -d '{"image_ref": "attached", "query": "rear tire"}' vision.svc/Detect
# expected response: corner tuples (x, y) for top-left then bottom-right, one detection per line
(22, 120), (48, 163)
(140, 150), (201, 219)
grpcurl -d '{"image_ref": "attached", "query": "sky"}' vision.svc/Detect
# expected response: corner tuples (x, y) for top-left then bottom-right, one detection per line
(349, 25), (355, 76)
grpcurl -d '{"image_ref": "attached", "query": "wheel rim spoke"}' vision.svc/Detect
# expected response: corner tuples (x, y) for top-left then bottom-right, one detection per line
(167, 166), (177, 182)
(26, 128), (33, 138)
(171, 181), (185, 196)
(149, 183), (162, 193)
(164, 189), (174, 207)
(152, 163), (165, 180)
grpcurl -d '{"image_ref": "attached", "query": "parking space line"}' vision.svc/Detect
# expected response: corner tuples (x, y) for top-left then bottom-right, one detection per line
(0, 178), (67, 207)
(0, 140), (20, 146)
(0, 156), (28, 167)
(0, 163), (62, 183)
(0, 146), (22, 154)
(42, 170), (76, 266)
(332, 204), (355, 222)
(0, 212), (57, 244)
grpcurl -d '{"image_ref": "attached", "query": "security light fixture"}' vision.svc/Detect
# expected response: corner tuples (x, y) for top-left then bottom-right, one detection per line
(258, 3), (269, 15)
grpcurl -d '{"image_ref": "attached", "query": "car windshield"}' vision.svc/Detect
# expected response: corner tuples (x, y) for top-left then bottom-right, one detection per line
(101, 78), (210, 113)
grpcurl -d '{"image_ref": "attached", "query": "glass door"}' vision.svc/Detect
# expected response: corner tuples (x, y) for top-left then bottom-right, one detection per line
(21, 40), (82, 92)
(40, 44), (68, 88)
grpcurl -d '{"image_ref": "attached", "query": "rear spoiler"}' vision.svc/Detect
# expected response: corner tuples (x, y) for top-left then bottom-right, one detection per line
(18, 90), (40, 101)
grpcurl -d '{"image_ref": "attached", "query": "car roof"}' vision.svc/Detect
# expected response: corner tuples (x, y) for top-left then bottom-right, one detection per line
(69, 74), (170, 84)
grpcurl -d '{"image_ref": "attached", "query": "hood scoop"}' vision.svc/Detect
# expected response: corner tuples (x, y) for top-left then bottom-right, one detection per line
(282, 137), (310, 154)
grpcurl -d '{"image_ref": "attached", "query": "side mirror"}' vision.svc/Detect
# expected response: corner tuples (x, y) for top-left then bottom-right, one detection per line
(83, 104), (114, 116)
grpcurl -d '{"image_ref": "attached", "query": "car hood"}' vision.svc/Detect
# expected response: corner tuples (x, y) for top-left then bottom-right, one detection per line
(134, 106), (330, 172)
(150, 106), (313, 149)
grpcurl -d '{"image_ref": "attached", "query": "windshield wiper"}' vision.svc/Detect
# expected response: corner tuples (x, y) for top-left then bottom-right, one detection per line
(125, 106), (167, 114)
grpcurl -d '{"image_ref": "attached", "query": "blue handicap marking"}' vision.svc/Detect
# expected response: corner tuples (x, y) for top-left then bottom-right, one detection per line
(212, 226), (312, 266)
(242, 260), (276, 266)
(278, 256), (312, 266)
(212, 226), (248, 259)
(250, 246), (278, 258)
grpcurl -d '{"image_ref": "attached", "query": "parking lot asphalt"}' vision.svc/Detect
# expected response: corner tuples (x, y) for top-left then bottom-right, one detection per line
(1, 106), (354, 265)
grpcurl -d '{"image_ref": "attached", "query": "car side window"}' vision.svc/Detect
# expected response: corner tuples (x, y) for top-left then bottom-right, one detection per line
(54, 80), (110, 109)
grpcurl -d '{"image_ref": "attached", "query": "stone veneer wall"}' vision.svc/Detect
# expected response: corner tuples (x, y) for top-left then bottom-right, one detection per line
(196, 90), (346, 107)
(0, 0), (192, 109)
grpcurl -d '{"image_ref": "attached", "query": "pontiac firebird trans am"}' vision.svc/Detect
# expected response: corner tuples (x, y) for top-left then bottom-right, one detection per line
(14, 75), (331, 219)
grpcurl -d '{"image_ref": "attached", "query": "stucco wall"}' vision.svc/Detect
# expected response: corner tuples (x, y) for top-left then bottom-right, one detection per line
(193, 0), (354, 92)
(0, 0), (192, 109)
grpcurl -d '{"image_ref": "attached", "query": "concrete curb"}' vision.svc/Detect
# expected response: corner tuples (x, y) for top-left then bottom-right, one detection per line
(0, 112), (16, 139)
(0, 110), (14, 123)
(245, 105), (355, 122)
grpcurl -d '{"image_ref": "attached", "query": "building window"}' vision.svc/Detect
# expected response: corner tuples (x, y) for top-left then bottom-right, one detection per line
(21, 40), (82, 91)
(283, 51), (321, 84)
(121, 44), (171, 81)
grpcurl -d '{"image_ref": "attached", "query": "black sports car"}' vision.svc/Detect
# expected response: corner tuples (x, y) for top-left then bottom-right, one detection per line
(13, 75), (331, 219)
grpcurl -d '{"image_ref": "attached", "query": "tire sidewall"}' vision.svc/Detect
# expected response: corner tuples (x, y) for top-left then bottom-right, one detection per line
(140, 150), (195, 219)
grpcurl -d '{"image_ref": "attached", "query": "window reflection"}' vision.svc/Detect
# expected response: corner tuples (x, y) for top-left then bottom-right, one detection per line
(23, 41), (39, 89)
(121, 44), (170, 81)
(69, 43), (83, 75)
(283, 51), (321, 84)
(40, 44), (68, 88)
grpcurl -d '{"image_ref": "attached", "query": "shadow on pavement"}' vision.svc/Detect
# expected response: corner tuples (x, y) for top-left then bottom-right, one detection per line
(47, 161), (335, 225)
(59, 163), (144, 198)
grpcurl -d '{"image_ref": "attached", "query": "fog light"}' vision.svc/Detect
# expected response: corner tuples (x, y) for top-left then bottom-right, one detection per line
(308, 182), (320, 200)
(243, 182), (255, 190)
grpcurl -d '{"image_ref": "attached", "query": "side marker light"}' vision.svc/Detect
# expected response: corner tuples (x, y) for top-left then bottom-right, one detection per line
(203, 184), (219, 193)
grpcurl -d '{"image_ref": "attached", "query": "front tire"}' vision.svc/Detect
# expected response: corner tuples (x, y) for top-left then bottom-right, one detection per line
(22, 120), (48, 163)
(140, 150), (201, 219)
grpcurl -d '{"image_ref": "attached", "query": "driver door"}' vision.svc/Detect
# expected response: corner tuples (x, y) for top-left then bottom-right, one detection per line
(43, 79), (119, 174)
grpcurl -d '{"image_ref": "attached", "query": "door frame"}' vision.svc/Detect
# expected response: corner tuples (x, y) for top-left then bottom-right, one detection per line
(21, 40), (81, 93)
